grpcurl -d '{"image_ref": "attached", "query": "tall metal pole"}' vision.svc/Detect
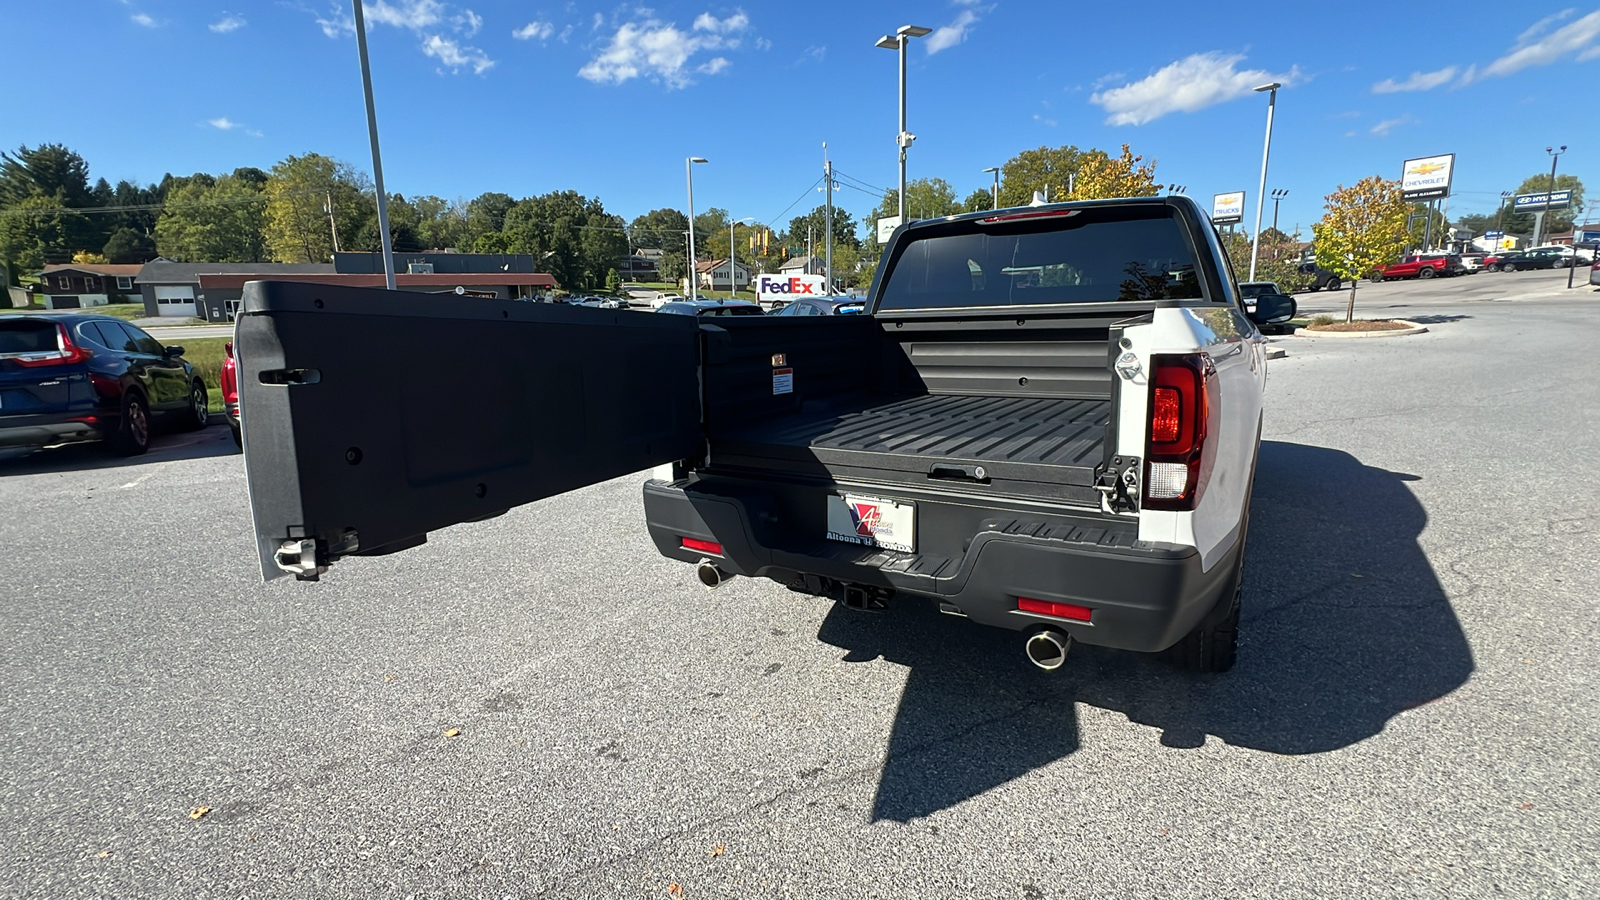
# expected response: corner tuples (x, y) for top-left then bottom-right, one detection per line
(824, 153), (834, 294)
(984, 166), (999, 209)
(1539, 145), (1565, 247)
(686, 157), (705, 300)
(897, 37), (907, 221)
(352, 0), (395, 289)
(1247, 83), (1279, 282)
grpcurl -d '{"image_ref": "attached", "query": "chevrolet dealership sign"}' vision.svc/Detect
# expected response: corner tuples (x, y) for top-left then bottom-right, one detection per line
(1401, 154), (1455, 200)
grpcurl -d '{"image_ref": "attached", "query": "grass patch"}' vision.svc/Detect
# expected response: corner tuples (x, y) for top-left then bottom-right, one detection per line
(172, 336), (230, 394)
(1304, 319), (1410, 332)
(1309, 314), (1337, 327)
(9, 302), (146, 319)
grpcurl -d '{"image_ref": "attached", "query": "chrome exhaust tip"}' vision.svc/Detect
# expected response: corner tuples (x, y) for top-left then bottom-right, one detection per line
(1024, 629), (1071, 671)
(696, 559), (731, 588)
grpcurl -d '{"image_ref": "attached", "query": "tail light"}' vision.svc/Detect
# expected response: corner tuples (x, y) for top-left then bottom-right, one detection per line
(15, 324), (92, 367)
(1018, 597), (1093, 622)
(1144, 353), (1217, 511)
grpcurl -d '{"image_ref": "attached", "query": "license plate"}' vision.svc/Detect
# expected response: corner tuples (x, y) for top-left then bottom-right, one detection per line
(826, 494), (915, 553)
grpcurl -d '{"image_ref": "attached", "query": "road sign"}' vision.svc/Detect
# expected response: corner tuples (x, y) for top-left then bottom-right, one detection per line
(1513, 190), (1572, 211)
(1401, 154), (1455, 200)
(1211, 191), (1245, 225)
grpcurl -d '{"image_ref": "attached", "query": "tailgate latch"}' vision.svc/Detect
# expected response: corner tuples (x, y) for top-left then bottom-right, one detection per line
(1096, 456), (1141, 513)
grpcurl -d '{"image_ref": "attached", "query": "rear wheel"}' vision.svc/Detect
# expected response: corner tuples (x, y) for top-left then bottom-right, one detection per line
(180, 380), (208, 431)
(1328, 278), (1341, 290)
(1502, 262), (1516, 272)
(1371, 274), (1384, 283)
(1419, 266), (1436, 279)
(109, 392), (150, 456)
(1167, 584), (1240, 673)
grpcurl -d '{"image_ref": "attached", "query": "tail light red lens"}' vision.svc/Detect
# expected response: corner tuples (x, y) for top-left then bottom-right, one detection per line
(681, 537), (723, 555)
(1018, 597), (1093, 622)
(1144, 353), (1216, 510)
(15, 324), (92, 367)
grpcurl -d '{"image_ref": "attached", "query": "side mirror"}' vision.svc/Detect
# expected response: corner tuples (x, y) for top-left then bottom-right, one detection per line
(163, 345), (185, 358)
(1248, 293), (1296, 326)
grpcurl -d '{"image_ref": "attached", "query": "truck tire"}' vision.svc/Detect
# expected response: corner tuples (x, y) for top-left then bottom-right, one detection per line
(1419, 267), (1435, 279)
(1167, 583), (1240, 673)
(1502, 262), (1516, 272)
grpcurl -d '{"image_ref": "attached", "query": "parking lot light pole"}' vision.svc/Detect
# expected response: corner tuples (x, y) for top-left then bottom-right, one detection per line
(1247, 82), (1281, 282)
(876, 25), (931, 221)
(686, 156), (707, 300)
(352, 0), (395, 289)
(1271, 188), (1289, 234)
(983, 166), (1000, 209)
(1538, 145), (1566, 247)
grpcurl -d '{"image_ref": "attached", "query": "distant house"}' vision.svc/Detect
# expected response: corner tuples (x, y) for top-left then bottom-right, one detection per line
(616, 253), (660, 282)
(778, 256), (823, 276)
(36, 264), (144, 309)
(135, 252), (560, 322)
(695, 258), (751, 291)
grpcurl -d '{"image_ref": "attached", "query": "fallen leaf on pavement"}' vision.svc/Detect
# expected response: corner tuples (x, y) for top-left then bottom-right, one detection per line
(96, 850), (113, 858)
(1518, 802), (1534, 810)
(189, 807), (211, 820)
(667, 883), (683, 898)
(443, 728), (461, 738)
(709, 844), (725, 858)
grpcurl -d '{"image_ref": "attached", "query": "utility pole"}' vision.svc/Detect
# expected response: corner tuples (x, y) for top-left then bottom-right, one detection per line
(806, 224), (813, 275)
(324, 190), (341, 253)
(1539, 145), (1566, 247)
(1270, 188), (1288, 235)
(351, 0), (394, 288)
(824, 144), (834, 295)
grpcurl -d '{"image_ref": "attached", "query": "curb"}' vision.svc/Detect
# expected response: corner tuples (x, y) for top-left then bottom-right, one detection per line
(1293, 319), (1429, 339)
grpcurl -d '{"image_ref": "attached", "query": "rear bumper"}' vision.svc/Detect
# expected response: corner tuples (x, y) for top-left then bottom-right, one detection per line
(643, 479), (1240, 653)
(0, 415), (105, 449)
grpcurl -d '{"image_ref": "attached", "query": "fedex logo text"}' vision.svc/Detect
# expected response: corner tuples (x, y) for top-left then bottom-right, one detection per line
(757, 276), (819, 295)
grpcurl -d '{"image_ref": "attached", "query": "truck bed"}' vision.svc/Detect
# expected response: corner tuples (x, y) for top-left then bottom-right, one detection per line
(710, 392), (1111, 504)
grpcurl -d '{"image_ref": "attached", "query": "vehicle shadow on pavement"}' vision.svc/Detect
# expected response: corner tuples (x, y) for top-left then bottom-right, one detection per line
(0, 422), (237, 477)
(816, 440), (1474, 822)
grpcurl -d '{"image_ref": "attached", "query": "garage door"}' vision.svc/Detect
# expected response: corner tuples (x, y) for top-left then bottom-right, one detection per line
(154, 286), (196, 317)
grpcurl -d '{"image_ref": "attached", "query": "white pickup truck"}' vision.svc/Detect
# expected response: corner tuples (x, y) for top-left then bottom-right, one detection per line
(235, 196), (1293, 673)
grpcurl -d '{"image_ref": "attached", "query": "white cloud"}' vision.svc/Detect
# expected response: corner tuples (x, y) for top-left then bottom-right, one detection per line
(314, 1), (495, 74)
(130, 12), (156, 27)
(1372, 66), (1457, 93)
(1369, 114), (1413, 136)
(422, 34), (494, 73)
(558, 24), (573, 42)
(924, 10), (977, 54)
(578, 11), (750, 88)
(1089, 52), (1297, 126)
(513, 20), (554, 41)
(208, 117), (239, 130)
(209, 14), (246, 33)
(453, 9), (482, 36)
(1472, 9), (1600, 80)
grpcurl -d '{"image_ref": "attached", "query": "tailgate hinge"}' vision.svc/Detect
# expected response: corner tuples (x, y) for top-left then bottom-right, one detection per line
(1095, 456), (1141, 514)
(273, 529), (359, 581)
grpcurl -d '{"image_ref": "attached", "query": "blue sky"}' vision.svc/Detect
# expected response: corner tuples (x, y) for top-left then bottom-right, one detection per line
(5, 1), (1598, 237)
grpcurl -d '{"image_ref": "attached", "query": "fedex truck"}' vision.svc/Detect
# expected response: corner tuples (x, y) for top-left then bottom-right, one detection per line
(756, 273), (829, 307)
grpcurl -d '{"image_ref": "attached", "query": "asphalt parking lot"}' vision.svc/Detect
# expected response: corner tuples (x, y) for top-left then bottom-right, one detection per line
(3, 275), (1596, 898)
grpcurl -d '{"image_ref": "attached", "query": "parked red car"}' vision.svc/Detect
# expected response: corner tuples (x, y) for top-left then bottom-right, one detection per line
(1372, 253), (1465, 281)
(219, 340), (240, 448)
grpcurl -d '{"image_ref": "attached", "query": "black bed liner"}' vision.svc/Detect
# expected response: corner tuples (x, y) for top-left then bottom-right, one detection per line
(709, 392), (1111, 504)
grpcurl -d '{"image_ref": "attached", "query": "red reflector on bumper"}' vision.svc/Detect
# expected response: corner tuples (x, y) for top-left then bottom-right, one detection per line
(681, 537), (722, 555)
(1018, 597), (1092, 622)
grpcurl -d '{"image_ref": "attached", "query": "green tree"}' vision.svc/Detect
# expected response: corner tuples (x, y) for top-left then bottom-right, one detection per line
(0, 144), (93, 209)
(962, 188), (994, 213)
(262, 153), (372, 262)
(497, 190), (626, 289)
(1406, 203), (1448, 250)
(1221, 229), (1310, 292)
(998, 145), (1086, 207)
(155, 174), (268, 262)
(628, 208), (688, 250)
(0, 194), (93, 274)
(102, 226), (156, 264)
(605, 268), (621, 292)
(869, 178), (961, 224)
(465, 191), (515, 244)
(1313, 176), (1409, 323)
(1512, 172), (1585, 235)
(787, 205), (860, 254)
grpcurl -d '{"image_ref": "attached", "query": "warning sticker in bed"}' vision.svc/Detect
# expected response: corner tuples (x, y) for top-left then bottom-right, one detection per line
(772, 367), (793, 395)
(826, 494), (915, 553)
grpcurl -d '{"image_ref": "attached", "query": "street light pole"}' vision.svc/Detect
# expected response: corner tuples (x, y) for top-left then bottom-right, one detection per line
(1271, 188), (1288, 234)
(983, 166), (999, 209)
(351, 0), (395, 289)
(1538, 145), (1566, 247)
(685, 156), (707, 300)
(1247, 82), (1281, 283)
(876, 25), (931, 222)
